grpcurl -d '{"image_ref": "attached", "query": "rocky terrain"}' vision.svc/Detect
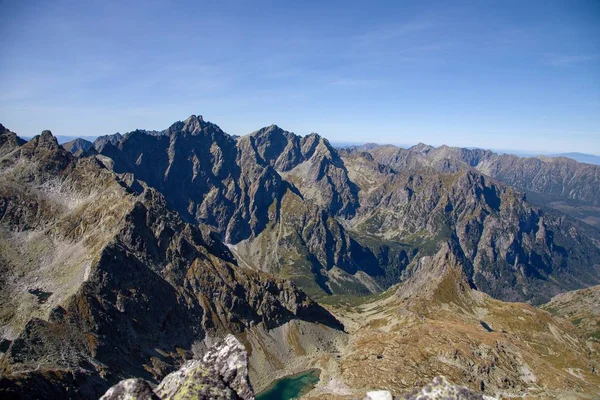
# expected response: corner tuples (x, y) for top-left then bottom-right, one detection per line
(541, 285), (600, 349)
(341, 151), (600, 304)
(100, 334), (490, 400)
(303, 244), (600, 399)
(1, 116), (600, 399)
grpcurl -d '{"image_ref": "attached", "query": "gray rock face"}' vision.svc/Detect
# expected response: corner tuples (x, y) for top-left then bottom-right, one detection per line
(243, 126), (359, 217)
(101, 334), (253, 400)
(95, 117), (358, 245)
(93, 132), (123, 152)
(196, 335), (253, 400)
(100, 379), (159, 400)
(91, 116), (379, 296)
(95, 115), (278, 244)
(156, 335), (253, 400)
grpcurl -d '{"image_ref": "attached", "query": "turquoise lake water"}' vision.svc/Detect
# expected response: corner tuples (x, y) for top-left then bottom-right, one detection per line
(256, 369), (320, 400)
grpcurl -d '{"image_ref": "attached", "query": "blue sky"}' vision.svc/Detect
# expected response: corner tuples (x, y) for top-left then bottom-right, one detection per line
(1, 0), (599, 153)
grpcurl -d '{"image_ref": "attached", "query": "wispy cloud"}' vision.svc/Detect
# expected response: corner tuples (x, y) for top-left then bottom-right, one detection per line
(355, 20), (435, 47)
(328, 78), (384, 87)
(545, 54), (600, 66)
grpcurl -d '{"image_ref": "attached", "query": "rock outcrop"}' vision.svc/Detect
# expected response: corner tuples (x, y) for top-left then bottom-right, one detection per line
(101, 335), (253, 400)
(0, 124), (26, 157)
(93, 133), (123, 153)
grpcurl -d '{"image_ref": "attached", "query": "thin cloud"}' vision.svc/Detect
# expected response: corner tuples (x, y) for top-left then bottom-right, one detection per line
(329, 78), (384, 87)
(355, 20), (435, 46)
(546, 54), (600, 66)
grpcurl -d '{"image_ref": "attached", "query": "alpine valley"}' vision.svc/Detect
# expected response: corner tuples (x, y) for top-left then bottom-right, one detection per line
(1, 116), (599, 399)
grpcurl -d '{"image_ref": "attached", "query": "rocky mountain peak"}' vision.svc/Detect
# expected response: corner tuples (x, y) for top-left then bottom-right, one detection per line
(62, 137), (93, 156)
(163, 114), (228, 140)
(93, 132), (123, 152)
(22, 129), (61, 151)
(249, 124), (287, 141)
(182, 114), (207, 133)
(16, 130), (72, 175)
(246, 124), (296, 169)
(410, 142), (434, 153)
(300, 132), (323, 158)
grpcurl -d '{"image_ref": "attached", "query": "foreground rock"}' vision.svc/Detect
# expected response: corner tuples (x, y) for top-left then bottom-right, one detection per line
(101, 335), (253, 400)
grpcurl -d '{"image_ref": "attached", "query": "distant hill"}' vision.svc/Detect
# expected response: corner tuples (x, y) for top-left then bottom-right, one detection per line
(22, 135), (98, 144)
(551, 152), (600, 165)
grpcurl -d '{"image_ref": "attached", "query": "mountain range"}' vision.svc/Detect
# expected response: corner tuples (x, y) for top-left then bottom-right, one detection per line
(1, 117), (600, 399)
(551, 152), (600, 165)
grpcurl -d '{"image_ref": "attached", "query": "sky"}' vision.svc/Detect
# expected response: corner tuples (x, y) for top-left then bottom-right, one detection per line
(0, 0), (599, 154)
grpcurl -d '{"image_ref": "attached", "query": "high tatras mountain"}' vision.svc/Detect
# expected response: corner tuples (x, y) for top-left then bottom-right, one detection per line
(1, 116), (600, 399)
(89, 115), (600, 304)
